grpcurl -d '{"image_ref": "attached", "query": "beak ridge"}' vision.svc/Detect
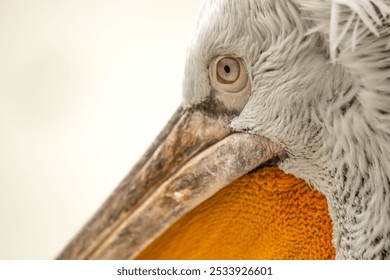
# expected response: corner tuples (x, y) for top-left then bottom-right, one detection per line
(58, 105), (284, 259)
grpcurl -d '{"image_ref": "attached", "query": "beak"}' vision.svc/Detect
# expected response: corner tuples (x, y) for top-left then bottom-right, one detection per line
(58, 103), (285, 259)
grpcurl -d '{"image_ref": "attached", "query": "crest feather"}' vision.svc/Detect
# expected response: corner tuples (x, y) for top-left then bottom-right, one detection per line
(297, 0), (390, 131)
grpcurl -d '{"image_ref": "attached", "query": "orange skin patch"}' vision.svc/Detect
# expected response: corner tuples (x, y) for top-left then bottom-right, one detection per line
(136, 167), (335, 260)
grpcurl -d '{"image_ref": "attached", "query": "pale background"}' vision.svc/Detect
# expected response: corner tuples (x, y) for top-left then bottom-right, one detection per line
(0, 0), (203, 259)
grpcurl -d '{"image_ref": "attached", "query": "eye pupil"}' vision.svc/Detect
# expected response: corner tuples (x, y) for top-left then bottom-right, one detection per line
(224, 65), (231, 74)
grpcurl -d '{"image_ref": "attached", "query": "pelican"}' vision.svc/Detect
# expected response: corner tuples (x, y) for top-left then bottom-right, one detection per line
(58, 0), (390, 260)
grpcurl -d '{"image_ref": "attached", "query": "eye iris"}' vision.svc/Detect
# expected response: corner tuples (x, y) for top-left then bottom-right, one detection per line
(217, 57), (240, 84)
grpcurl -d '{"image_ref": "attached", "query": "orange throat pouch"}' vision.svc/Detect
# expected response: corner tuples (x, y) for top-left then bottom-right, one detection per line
(137, 166), (335, 260)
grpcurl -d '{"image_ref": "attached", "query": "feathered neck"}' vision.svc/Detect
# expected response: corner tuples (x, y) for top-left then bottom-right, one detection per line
(296, 0), (390, 259)
(327, 107), (390, 259)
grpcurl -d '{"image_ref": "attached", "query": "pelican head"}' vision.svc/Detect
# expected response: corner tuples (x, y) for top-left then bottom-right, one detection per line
(59, 0), (390, 259)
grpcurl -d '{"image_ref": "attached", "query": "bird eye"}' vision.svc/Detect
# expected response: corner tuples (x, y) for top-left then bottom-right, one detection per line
(210, 56), (249, 95)
(209, 55), (251, 110)
(216, 57), (240, 84)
